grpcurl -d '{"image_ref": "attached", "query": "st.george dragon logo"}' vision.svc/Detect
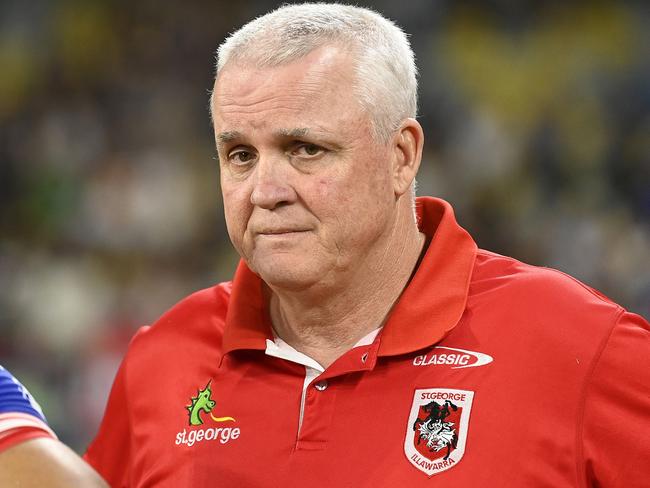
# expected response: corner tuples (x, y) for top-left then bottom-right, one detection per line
(404, 388), (474, 476)
(174, 380), (240, 447)
(186, 380), (234, 426)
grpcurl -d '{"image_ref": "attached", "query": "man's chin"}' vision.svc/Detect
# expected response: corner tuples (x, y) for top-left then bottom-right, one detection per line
(251, 260), (322, 292)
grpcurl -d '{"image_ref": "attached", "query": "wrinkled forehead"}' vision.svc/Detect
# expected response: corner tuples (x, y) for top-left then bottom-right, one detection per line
(216, 43), (356, 86)
(217, 33), (362, 76)
(211, 45), (363, 124)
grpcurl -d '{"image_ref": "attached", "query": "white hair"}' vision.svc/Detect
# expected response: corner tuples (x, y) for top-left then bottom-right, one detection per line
(213, 3), (418, 143)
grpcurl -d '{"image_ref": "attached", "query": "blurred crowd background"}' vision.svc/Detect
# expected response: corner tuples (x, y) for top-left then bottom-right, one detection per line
(1, 0), (648, 451)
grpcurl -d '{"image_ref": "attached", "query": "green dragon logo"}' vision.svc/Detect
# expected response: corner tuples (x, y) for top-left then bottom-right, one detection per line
(186, 381), (216, 426)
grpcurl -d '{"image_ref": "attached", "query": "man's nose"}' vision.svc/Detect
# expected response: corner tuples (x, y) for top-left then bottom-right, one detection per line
(250, 155), (296, 209)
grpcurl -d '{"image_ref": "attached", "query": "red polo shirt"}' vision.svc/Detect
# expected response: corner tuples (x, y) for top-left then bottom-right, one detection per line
(85, 197), (650, 487)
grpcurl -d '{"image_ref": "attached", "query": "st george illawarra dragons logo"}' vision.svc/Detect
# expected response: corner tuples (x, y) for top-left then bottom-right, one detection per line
(404, 389), (474, 476)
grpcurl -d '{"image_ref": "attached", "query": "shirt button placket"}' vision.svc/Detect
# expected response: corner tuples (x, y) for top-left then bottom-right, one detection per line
(296, 378), (335, 450)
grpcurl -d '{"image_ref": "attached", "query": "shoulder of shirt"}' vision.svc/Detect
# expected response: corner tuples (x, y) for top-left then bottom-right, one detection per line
(0, 367), (46, 421)
(126, 281), (233, 353)
(0, 367), (56, 445)
(466, 249), (635, 370)
(472, 249), (623, 316)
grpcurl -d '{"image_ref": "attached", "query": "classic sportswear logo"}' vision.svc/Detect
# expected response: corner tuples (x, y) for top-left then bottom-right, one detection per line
(412, 346), (493, 369)
(405, 388), (474, 476)
(176, 380), (239, 447)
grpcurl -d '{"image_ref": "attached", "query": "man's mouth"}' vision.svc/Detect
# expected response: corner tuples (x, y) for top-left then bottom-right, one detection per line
(257, 229), (309, 236)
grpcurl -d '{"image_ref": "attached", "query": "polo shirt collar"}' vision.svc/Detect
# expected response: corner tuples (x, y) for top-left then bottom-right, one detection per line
(264, 326), (382, 373)
(377, 197), (477, 356)
(221, 197), (477, 358)
(222, 262), (272, 354)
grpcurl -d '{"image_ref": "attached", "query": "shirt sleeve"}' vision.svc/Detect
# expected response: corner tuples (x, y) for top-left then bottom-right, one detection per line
(580, 310), (650, 487)
(84, 337), (138, 488)
(0, 366), (57, 453)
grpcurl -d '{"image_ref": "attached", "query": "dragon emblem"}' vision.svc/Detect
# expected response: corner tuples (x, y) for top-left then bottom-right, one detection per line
(412, 399), (459, 460)
(186, 381), (216, 426)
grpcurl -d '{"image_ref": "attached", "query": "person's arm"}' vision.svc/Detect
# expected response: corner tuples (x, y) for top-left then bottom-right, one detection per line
(580, 310), (650, 487)
(0, 365), (108, 486)
(0, 436), (108, 488)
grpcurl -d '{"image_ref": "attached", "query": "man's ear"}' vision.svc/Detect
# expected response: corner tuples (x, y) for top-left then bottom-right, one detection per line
(391, 118), (424, 197)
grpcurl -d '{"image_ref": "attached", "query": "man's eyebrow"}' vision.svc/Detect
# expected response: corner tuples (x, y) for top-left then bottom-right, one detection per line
(216, 131), (242, 145)
(277, 128), (310, 138)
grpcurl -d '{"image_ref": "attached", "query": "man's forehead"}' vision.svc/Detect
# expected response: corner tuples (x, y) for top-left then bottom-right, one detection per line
(213, 45), (355, 100)
(217, 44), (352, 79)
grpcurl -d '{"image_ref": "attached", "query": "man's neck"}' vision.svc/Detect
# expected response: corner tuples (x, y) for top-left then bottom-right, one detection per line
(268, 218), (426, 369)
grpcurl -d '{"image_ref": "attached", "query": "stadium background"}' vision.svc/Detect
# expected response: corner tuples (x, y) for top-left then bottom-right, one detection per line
(1, 0), (648, 451)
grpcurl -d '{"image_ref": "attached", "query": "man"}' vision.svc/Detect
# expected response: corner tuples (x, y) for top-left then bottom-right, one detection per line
(86, 4), (650, 487)
(0, 365), (107, 487)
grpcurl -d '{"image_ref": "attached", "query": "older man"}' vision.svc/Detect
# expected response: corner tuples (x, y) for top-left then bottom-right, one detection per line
(86, 4), (649, 487)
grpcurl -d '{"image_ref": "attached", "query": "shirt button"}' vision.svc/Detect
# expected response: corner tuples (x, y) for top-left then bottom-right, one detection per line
(314, 380), (328, 391)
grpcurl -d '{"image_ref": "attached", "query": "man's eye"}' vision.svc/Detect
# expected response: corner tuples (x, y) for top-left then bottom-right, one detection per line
(228, 150), (256, 164)
(293, 143), (323, 157)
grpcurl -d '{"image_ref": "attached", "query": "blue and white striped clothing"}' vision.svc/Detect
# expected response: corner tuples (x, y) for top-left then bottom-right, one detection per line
(0, 365), (55, 449)
(0, 365), (47, 422)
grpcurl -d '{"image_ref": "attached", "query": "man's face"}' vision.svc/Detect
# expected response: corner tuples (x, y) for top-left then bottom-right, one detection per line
(212, 46), (399, 291)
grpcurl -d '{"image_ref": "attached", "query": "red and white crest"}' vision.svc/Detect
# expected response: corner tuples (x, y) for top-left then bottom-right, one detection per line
(404, 388), (474, 476)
